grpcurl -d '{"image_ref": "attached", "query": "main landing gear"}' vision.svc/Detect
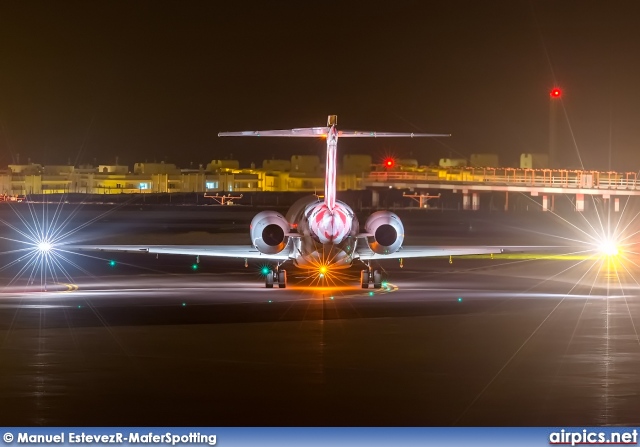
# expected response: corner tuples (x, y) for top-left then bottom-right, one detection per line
(265, 266), (287, 289)
(360, 264), (382, 289)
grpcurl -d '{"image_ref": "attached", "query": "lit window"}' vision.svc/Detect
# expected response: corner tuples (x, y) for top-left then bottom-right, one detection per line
(139, 183), (149, 190)
(206, 181), (218, 189)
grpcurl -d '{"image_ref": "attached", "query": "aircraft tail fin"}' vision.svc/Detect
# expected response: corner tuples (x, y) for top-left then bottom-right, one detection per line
(324, 116), (338, 209)
(219, 116), (450, 211)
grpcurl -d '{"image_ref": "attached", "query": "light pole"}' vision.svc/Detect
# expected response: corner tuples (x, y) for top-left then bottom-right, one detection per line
(549, 87), (562, 169)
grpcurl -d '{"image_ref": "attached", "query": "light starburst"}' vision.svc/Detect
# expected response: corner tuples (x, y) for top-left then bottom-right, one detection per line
(0, 194), (138, 292)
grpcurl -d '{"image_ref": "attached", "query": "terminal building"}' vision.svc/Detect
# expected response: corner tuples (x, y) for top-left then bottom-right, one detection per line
(0, 155), (378, 195)
(2, 152), (533, 195)
(3, 153), (639, 213)
(0, 154), (478, 195)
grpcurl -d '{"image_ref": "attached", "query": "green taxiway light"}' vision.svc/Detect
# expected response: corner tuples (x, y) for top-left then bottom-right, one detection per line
(458, 297), (463, 302)
(261, 267), (270, 275)
(108, 260), (116, 267)
(369, 291), (374, 296)
(191, 264), (198, 270)
(268, 300), (272, 303)
(182, 302), (186, 307)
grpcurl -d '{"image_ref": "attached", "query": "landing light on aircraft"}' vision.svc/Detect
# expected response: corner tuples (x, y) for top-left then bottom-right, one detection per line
(37, 241), (52, 253)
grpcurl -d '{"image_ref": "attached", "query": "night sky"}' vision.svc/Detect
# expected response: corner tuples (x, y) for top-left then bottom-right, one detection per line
(1, 1), (639, 170)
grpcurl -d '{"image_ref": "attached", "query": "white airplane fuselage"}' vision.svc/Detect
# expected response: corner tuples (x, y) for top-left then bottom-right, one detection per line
(252, 124), (359, 270)
(289, 197), (358, 270)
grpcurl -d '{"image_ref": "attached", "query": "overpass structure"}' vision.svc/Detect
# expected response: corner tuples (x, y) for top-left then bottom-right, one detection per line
(363, 167), (640, 211)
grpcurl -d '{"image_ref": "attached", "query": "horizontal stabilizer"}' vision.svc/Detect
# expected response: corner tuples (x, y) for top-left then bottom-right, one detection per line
(218, 127), (329, 137)
(219, 129), (450, 138)
(337, 130), (450, 138)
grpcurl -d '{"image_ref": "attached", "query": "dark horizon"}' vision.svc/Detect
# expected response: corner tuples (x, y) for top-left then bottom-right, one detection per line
(1, 1), (639, 170)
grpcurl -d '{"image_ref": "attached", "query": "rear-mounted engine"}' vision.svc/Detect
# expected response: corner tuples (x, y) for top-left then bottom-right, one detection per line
(250, 210), (290, 254)
(364, 211), (404, 255)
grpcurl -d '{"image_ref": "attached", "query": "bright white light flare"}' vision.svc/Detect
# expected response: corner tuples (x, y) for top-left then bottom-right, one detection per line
(598, 240), (619, 256)
(38, 241), (53, 253)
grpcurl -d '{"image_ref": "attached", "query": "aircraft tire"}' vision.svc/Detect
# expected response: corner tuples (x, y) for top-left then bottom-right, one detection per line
(373, 270), (382, 289)
(278, 270), (287, 288)
(361, 270), (369, 288)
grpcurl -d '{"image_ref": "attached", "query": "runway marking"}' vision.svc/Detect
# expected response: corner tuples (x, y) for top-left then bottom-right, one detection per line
(359, 282), (398, 298)
(384, 283), (399, 293)
(60, 283), (79, 293)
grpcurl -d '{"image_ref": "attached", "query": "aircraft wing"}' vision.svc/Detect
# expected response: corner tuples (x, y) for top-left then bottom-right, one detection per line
(68, 245), (290, 260)
(356, 246), (502, 260)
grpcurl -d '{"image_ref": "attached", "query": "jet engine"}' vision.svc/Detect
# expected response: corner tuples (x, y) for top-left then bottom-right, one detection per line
(364, 211), (405, 255)
(250, 210), (290, 254)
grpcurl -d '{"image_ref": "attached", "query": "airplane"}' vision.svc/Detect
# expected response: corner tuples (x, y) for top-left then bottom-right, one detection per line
(73, 115), (503, 289)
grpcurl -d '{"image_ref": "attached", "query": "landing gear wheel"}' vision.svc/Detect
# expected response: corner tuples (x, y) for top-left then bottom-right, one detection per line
(373, 270), (382, 289)
(361, 270), (369, 289)
(278, 269), (287, 288)
(265, 270), (274, 288)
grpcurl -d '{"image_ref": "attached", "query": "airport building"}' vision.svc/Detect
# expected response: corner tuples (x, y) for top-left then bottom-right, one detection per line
(3, 151), (539, 196)
(0, 153), (640, 211)
(0, 155), (379, 195)
(5, 153), (639, 214)
(1, 153), (502, 195)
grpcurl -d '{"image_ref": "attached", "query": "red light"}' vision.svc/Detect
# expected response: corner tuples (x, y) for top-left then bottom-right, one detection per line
(550, 87), (562, 98)
(384, 158), (395, 168)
